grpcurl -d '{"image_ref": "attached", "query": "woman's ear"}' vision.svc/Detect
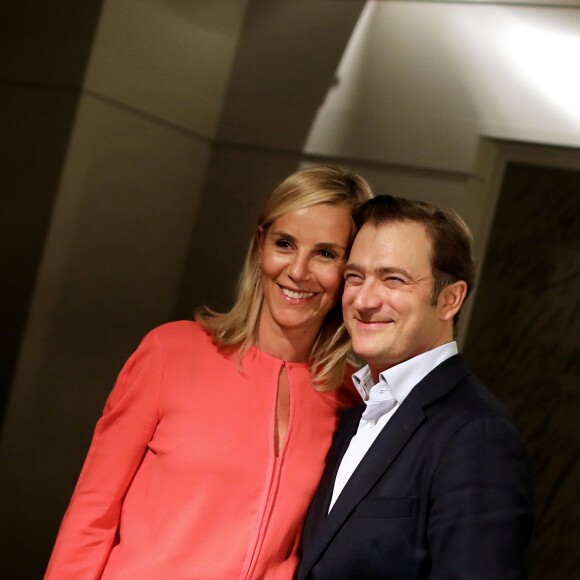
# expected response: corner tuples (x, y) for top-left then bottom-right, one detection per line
(438, 280), (468, 322)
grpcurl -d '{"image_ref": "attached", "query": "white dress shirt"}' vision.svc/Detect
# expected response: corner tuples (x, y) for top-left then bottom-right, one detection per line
(328, 342), (458, 511)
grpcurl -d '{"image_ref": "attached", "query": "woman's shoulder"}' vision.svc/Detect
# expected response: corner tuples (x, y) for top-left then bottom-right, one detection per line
(149, 319), (204, 337)
(145, 320), (213, 350)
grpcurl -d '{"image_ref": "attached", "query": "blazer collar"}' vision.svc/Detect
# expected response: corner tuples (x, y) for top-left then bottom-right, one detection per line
(300, 354), (470, 576)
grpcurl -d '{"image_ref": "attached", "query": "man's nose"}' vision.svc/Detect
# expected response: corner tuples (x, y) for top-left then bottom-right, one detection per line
(352, 282), (381, 311)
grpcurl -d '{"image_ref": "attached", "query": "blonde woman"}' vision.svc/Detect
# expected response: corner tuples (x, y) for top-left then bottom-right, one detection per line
(45, 166), (373, 579)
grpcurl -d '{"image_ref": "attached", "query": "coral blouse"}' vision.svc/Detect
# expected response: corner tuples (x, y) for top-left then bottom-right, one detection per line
(45, 321), (358, 579)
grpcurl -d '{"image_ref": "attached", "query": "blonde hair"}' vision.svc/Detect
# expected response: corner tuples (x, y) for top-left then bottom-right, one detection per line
(196, 165), (373, 391)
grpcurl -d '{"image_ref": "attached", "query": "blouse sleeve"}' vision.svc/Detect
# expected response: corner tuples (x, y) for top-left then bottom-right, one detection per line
(45, 329), (165, 580)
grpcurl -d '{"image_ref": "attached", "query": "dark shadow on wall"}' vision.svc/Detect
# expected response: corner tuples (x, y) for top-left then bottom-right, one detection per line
(463, 161), (580, 579)
(0, 0), (105, 430)
(173, 144), (304, 318)
(174, 0), (368, 317)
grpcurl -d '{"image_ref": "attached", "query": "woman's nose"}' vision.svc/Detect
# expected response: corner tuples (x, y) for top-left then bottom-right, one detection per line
(287, 253), (310, 281)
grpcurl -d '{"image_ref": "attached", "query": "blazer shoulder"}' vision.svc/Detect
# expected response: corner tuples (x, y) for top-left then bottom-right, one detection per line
(415, 355), (514, 427)
(423, 371), (518, 448)
(457, 372), (513, 419)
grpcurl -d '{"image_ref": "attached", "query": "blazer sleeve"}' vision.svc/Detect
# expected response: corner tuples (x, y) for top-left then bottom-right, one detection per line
(45, 329), (165, 580)
(427, 414), (534, 580)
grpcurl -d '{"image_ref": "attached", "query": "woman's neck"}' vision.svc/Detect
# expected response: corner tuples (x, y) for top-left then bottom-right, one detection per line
(256, 314), (319, 363)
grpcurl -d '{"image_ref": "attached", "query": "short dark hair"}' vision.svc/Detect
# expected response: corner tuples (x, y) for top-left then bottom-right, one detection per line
(353, 194), (475, 328)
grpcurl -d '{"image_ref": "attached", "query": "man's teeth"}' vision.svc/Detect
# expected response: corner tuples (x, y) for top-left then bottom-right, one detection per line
(282, 288), (315, 299)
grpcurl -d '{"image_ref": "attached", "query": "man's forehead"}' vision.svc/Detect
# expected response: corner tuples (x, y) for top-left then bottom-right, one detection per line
(352, 221), (432, 255)
(345, 223), (431, 280)
(360, 219), (428, 234)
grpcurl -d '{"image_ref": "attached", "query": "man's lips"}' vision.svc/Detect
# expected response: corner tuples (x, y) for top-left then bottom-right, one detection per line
(353, 318), (394, 327)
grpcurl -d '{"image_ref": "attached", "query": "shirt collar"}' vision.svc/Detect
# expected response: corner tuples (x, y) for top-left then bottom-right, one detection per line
(352, 342), (458, 405)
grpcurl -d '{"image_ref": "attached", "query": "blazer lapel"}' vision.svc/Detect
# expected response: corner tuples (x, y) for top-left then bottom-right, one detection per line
(300, 403), (425, 575)
(302, 405), (363, 547)
(300, 355), (471, 577)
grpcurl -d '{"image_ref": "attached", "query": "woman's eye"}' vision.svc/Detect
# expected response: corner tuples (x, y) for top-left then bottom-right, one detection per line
(274, 239), (292, 249)
(318, 249), (338, 260)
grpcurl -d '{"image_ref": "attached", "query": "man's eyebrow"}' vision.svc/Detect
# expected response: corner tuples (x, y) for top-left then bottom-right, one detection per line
(376, 266), (411, 278)
(344, 264), (412, 278)
(344, 262), (362, 273)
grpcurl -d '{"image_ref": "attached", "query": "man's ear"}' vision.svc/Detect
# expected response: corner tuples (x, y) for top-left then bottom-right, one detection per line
(438, 280), (468, 322)
(256, 226), (265, 263)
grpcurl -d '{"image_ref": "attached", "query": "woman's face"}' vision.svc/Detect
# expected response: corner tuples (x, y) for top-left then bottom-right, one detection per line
(257, 203), (352, 348)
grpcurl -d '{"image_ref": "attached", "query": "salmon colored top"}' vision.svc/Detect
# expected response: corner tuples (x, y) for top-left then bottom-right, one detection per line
(45, 321), (358, 580)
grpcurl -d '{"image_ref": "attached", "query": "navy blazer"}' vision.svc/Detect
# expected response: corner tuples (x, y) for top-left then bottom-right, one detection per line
(297, 355), (533, 580)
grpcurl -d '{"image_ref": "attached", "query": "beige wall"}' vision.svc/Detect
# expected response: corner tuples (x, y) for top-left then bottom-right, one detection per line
(0, 1), (248, 576)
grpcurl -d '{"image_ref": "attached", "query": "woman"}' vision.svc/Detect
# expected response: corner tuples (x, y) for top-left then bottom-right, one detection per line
(45, 166), (373, 579)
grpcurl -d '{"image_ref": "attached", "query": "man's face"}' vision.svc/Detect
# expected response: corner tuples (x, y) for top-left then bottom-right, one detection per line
(342, 221), (451, 380)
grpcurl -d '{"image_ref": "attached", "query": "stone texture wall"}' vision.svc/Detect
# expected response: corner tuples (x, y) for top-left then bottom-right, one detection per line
(464, 162), (580, 579)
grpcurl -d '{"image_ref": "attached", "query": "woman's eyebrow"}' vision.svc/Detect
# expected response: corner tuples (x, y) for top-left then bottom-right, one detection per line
(271, 230), (346, 251)
(270, 229), (294, 240)
(315, 242), (347, 251)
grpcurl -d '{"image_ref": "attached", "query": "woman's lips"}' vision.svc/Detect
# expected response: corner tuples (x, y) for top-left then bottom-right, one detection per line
(280, 286), (316, 300)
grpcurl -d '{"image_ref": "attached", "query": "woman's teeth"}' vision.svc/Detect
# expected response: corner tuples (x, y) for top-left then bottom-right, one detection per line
(282, 288), (315, 300)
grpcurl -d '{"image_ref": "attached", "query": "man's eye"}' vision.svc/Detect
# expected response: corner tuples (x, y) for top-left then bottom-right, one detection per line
(345, 273), (363, 285)
(385, 276), (404, 286)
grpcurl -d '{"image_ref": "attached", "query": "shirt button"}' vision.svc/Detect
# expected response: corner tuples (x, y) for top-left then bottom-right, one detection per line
(368, 419), (376, 427)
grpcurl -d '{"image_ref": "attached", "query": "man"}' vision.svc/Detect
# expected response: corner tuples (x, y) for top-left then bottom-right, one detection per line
(297, 195), (533, 579)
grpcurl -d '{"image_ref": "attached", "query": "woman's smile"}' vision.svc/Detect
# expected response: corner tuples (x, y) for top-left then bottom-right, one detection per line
(257, 203), (351, 354)
(279, 285), (317, 301)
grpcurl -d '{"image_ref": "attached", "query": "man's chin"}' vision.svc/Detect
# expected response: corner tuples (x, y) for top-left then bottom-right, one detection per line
(351, 347), (383, 367)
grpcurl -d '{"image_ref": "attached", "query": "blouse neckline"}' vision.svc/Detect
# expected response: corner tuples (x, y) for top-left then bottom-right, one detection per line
(246, 344), (310, 369)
